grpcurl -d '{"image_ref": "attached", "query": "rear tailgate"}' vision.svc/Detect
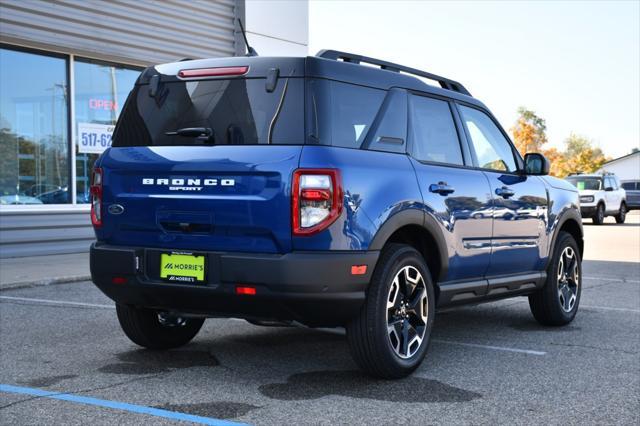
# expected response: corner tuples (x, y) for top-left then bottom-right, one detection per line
(97, 145), (300, 253)
(94, 57), (306, 254)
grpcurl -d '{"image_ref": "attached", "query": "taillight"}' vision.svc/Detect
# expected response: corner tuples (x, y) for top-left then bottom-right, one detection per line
(90, 168), (103, 228)
(292, 169), (342, 236)
(177, 66), (248, 79)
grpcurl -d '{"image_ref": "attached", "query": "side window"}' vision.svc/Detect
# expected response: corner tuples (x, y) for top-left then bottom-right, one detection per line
(622, 182), (636, 190)
(317, 80), (385, 149)
(409, 95), (463, 165)
(459, 105), (517, 172)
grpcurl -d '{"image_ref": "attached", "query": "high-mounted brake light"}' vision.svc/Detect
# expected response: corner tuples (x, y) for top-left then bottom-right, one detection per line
(292, 169), (343, 236)
(90, 168), (103, 228)
(178, 66), (248, 79)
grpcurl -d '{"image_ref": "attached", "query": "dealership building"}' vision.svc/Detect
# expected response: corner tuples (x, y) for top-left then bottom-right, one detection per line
(0, 0), (308, 257)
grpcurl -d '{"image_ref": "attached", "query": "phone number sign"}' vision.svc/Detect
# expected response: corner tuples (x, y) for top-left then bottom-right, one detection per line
(77, 122), (115, 154)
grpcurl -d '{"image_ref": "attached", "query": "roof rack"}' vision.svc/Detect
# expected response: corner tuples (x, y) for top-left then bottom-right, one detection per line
(316, 50), (471, 97)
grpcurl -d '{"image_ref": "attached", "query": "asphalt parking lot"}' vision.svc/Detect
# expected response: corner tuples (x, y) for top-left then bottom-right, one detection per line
(1, 215), (639, 425)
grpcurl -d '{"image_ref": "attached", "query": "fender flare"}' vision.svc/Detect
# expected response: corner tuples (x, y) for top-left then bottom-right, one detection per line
(369, 209), (449, 282)
(548, 208), (584, 264)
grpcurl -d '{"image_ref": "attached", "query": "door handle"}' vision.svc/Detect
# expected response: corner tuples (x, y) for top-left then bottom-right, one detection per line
(495, 186), (515, 199)
(429, 182), (455, 196)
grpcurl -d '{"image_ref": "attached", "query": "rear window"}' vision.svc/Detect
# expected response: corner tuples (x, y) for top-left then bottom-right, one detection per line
(113, 77), (304, 146)
(566, 177), (602, 190)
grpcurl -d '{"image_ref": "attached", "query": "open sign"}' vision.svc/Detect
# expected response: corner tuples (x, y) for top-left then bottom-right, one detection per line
(89, 98), (118, 111)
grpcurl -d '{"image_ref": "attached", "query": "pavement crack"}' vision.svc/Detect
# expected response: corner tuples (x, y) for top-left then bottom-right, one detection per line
(0, 373), (164, 411)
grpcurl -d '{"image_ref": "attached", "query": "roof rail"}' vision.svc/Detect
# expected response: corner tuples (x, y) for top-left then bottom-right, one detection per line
(316, 49), (471, 97)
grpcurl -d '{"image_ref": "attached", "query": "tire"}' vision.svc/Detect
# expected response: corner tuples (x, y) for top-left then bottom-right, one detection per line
(346, 244), (435, 379)
(528, 232), (581, 326)
(615, 203), (627, 224)
(116, 304), (204, 349)
(592, 203), (605, 225)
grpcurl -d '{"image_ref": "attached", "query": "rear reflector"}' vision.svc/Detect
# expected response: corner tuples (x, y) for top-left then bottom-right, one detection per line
(236, 286), (256, 295)
(178, 66), (248, 79)
(112, 277), (127, 285)
(351, 265), (367, 275)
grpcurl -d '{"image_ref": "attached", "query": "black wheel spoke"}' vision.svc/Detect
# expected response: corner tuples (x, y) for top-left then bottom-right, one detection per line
(567, 256), (577, 278)
(401, 320), (410, 355)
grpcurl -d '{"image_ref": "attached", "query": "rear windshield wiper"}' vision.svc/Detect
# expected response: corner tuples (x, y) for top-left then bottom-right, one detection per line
(165, 127), (215, 144)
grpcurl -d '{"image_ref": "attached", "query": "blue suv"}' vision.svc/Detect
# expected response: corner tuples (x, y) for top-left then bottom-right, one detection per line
(90, 50), (583, 378)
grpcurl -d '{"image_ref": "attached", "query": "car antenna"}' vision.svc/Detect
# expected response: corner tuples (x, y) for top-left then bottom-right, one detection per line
(237, 18), (258, 57)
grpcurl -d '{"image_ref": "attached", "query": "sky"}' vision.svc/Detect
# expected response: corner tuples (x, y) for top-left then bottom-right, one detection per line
(308, 0), (640, 159)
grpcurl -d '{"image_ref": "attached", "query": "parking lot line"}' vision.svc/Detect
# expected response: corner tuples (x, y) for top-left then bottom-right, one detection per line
(0, 296), (115, 310)
(432, 339), (547, 355)
(0, 384), (247, 426)
(583, 276), (640, 283)
(581, 305), (640, 313)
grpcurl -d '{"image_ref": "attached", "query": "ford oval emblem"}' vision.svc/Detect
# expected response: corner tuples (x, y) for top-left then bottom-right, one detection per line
(108, 204), (125, 215)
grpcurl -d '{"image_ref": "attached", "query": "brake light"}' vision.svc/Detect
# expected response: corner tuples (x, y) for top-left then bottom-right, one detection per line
(90, 168), (103, 228)
(236, 286), (256, 295)
(292, 169), (342, 236)
(178, 66), (248, 79)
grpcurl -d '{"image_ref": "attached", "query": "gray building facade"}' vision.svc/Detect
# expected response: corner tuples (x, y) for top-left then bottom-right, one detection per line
(0, 0), (243, 257)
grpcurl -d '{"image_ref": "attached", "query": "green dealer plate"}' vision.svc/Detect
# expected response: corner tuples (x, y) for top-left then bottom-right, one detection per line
(160, 253), (205, 283)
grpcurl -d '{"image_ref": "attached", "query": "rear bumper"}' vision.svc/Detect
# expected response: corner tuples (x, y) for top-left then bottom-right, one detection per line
(90, 243), (378, 327)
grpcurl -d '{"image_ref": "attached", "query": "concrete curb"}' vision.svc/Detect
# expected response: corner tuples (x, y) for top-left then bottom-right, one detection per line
(0, 275), (91, 291)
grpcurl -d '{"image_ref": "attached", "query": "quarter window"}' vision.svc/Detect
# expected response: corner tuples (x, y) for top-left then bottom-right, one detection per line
(409, 95), (463, 165)
(459, 105), (517, 172)
(309, 79), (385, 149)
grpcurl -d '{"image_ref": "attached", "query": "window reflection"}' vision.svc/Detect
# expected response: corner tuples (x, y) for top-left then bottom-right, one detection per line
(0, 48), (69, 204)
(74, 59), (140, 203)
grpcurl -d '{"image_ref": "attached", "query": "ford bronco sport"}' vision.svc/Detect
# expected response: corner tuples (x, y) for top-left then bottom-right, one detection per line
(90, 50), (584, 379)
(566, 173), (627, 224)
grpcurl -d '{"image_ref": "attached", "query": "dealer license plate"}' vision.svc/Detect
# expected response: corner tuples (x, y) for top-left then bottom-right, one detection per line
(160, 253), (205, 283)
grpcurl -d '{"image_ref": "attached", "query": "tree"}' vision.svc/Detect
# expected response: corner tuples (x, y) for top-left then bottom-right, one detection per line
(511, 107), (548, 156)
(542, 147), (569, 178)
(562, 133), (607, 175)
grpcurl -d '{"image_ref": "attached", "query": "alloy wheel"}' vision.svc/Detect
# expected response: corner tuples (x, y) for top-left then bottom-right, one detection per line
(557, 246), (579, 313)
(386, 266), (429, 359)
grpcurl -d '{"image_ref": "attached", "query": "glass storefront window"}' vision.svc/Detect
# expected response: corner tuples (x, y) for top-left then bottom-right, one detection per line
(0, 48), (69, 205)
(74, 59), (140, 203)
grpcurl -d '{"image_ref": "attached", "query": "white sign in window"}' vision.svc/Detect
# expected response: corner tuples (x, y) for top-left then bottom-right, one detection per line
(77, 122), (114, 154)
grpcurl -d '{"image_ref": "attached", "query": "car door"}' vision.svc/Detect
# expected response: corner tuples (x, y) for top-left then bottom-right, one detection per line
(407, 94), (493, 283)
(457, 104), (548, 276)
(604, 176), (620, 213)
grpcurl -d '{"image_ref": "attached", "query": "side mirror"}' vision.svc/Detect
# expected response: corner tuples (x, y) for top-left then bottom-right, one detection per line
(524, 153), (550, 176)
(605, 186), (614, 192)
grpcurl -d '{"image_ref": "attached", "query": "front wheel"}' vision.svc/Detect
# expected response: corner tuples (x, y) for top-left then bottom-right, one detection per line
(116, 304), (204, 349)
(347, 244), (435, 379)
(592, 204), (605, 225)
(615, 203), (626, 224)
(528, 232), (582, 326)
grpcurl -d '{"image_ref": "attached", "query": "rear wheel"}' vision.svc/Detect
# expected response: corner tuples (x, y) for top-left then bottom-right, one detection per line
(528, 232), (581, 326)
(116, 304), (204, 349)
(615, 202), (626, 224)
(346, 244), (435, 379)
(592, 203), (605, 225)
